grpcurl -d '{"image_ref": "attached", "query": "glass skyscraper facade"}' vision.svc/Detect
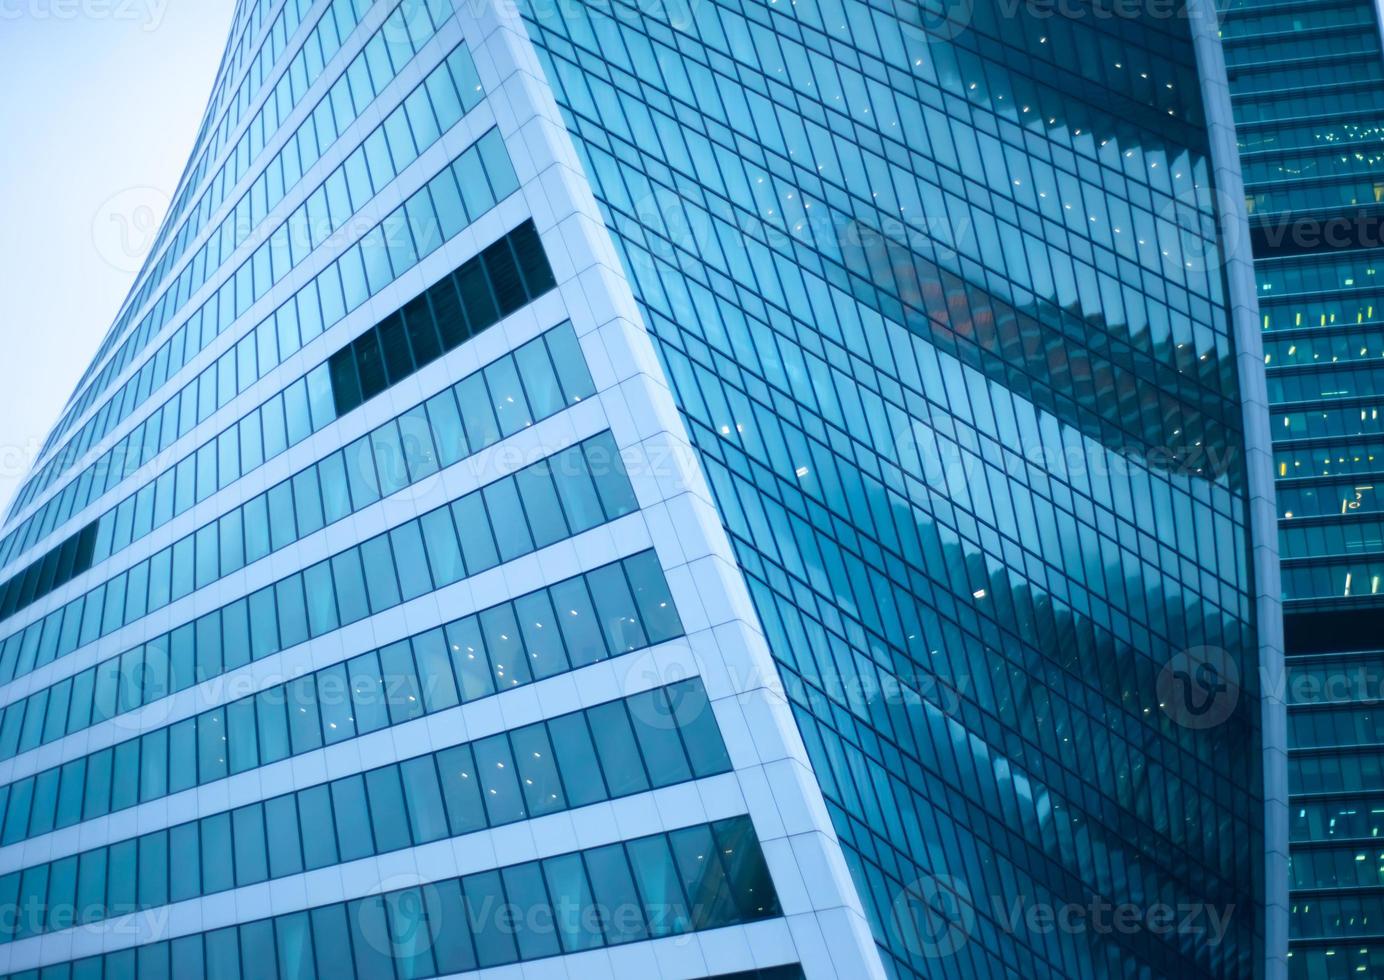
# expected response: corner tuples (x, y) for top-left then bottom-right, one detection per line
(1220, 0), (1384, 974)
(0, 1), (1283, 978)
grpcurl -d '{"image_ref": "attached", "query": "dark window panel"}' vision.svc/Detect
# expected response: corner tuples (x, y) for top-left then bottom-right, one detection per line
(352, 329), (387, 401)
(509, 220), (556, 296)
(482, 237), (526, 316)
(377, 312), (414, 384)
(327, 348), (362, 418)
(456, 258), (499, 329)
(402, 295), (442, 366)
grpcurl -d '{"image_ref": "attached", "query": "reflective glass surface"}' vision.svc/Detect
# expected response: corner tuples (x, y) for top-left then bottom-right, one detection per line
(523, 0), (1269, 975)
(1222, 0), (1384, 962)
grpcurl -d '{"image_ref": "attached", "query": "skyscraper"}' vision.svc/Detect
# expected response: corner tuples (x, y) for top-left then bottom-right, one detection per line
(1220, 0), (1384, 973)
(0, 0), (1282, 978)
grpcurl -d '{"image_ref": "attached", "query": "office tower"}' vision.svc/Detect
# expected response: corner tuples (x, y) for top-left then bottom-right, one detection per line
(1220, 0), (1384, 974)
(0, 0), (1282, 977)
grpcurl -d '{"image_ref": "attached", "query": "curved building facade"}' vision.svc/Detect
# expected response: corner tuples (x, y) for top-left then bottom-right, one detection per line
(0, 0), (1281, 978)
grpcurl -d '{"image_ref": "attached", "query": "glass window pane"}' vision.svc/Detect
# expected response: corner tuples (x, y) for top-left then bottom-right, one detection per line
(411, 628), (459, 712)
(622, 551), (684, 642)
(348, 652), (390, 735)
(713, 816), (780, 921)
(200, 812), (235, 894)
(297, 785), (340, 870)
(330, 549), (370, 623)
(371, 422), (409, 496)
(669, 823), (737, 929)
(316, 665), (356, 746)
(584, 842), (649, 944)
(331, 775), (375, 860)
(451, 493), (499, 573)
(587, 563), (647, 653)
(364, 765), (413, 855)
(502, 862), (561, 960)
(389, 522), (432, 602)
(483, 479), (534, 562)
(423, 879), (478, 974)
(583, 433), (638, 518)
(231, 804), (269, 886)
(348, 895), (396, 979)
(455, 375), (500, 449)
(625, 834), (691, 937)
(513, 590), (567, 681)
(484, 357), (533, 437)
(546, 711), (608, 807)
(586, 701), (649, 797)
(419, 508), (464, 587)
(265, 794), (304, 879)
(425, 389), (467, 467)
(472, 732), (526, 824)
(510, 722), (566, 817)
(309, 904), (354, 979)
(549, 444), (604, 532)
(435, 744), (486, 835)
(514, 461), (567, 548)
(542, 852), (602, 953)
(550, 578), (606, 668)
(463, 871), (517, 968)
(446, 617), (493, 701)
(385, 887), (436, 980)
(379, 640), (425, 724)
(399, 406), (439, 482)
(480, 603), (530, 690)
(275, 911), (316, 980)
(625, 687), (693, 787)
(399, 756), (449, 844)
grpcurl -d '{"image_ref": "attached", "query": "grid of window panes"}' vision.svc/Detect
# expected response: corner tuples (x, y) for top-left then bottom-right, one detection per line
(0, 550), (687, 847)
(0, 679), (728, 943)
(0, 10), (487, 570)
(522, 0), (1268, 976)
(1284, 649), (1384, 977)
(0, 422), (636, 705)
(1221, 0), (1384, 606)
(0, 2), (782, 976)
(5, 0), (463, 530)
(0, 816), (783, 980)
(1220, 0), (1384, 964)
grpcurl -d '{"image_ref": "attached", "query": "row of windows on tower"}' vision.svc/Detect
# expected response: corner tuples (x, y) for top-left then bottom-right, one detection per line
(0, 679), (728, 943)
(0, 60), (506, 573)
(0, 430), (641, 765)
(0, 219), (557, 632)
(0, 552), (684, 854)
(0, 816), (781, 980)
(327, 220), (557, 417)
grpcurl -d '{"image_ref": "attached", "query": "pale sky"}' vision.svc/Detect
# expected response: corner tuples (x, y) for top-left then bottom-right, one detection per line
(0, 0), (237, 521)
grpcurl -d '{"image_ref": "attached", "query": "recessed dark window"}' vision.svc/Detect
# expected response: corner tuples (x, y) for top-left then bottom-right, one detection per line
(430, 277), (469, 349)
(320, 222), (559, 427)
(482, 239), (525, 317)
(353, 330), (387, 401)
(510, 221), (556, 295)
(328, 349), (362, 417)
(402, 296), (441, 367)
(0, 520), (99, 621)
(377, 313), (414, 384)
(456, 261), (498, 330)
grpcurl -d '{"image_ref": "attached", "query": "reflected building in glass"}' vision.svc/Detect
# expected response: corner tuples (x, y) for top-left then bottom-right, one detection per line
(0, 0), (1283, 978)
(1219, 0), (1384, 973)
